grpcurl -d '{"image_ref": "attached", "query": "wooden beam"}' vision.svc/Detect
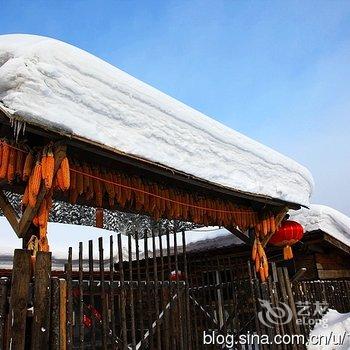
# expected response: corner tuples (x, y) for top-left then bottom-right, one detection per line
(291, 268), (307, 282)
(322, 232), (350, 255)
(225, 226), (252, 245)
(18, 186), (46, 238)
(18, 144), (67, 237)
(262, 207), (289, 247)
(0, 189), (20, 237)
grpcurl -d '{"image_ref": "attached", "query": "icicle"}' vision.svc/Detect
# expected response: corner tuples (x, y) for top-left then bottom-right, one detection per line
(13, 119), (17, 140)
(9, 117), (27, 142)
(15, 120), (23, 142)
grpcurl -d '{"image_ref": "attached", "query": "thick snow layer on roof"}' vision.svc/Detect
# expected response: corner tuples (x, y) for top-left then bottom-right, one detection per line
(308, 309), (350, 350)
(0, 34), (313, 206)
(290, 204), (350, 247)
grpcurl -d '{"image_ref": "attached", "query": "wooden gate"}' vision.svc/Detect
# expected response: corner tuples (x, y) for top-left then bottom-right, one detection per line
(63, 230), (192, 349)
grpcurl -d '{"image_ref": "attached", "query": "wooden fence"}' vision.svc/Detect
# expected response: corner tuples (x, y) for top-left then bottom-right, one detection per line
(292, 279), (350, 337)
(0, 231), (350, 349)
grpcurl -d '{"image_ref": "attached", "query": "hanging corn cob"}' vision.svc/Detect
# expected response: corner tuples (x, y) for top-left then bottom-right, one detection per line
(42, 146), (55, 190)
(56, 156), (70, 191)
(251, 235), (269, 283)
(0, 140), (10, 179)
(28, 157), (42, 207)
(6, 143), (17, 183)
(23, 151), (34, 182)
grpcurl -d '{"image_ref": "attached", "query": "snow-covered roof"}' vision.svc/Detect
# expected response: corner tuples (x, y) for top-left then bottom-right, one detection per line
(0, 217), (123, 269)
(290, 204), (350, 248)
(0, 218), (241, 269)
(0, 34), (313, 206)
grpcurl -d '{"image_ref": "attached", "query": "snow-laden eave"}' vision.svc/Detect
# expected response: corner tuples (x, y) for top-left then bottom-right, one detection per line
(0, 105), (303, 210)
(0, 34), (314, 207)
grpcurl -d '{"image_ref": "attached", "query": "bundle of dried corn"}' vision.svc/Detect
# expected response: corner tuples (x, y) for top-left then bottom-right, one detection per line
(254, 212), (277, 238)
(9, 141), (72, 252)
(0, 139), (29, 183)
(251, 236), (269, 282)
(68, 159), (261, 231)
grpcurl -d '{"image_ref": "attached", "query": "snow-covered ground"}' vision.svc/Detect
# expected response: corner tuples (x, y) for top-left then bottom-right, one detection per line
(0, 217), (241, 269)
(307, 309), (350, 350)
(0, 34), (313, 206)
(290, 204), (350, 247)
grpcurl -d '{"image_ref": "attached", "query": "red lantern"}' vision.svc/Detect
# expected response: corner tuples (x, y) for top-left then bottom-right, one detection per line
(268, 220), (304, 260)
(170, 270), (184, 281)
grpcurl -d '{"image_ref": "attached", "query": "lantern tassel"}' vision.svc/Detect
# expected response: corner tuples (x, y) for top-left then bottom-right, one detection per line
(283, 245), (293, 260)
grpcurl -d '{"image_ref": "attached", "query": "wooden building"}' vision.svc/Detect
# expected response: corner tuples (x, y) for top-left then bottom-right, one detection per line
(0, 34), (321, 349)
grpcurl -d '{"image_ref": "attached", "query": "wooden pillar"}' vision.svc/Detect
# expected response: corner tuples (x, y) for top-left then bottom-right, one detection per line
(31, 252), (52, 350)
(8, 250), (32, 350)
(95, 207), (104, 228)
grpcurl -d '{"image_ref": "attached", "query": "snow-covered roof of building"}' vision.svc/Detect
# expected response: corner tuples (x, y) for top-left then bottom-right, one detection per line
(0, 34), (313, 206)
(290, 204), (350, 248)
(0, 218), (241, 269)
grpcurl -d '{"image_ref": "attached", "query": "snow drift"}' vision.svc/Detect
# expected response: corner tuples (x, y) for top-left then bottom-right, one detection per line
(307, 309), (350, 350)
(0, 34), (313, 206)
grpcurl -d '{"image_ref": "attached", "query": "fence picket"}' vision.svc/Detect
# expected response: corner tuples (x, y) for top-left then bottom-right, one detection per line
(51, 277), (60, 350)
(0, 278), (8, 350)
(128, 233), (137, 349)
(78, 242), (84, 349)
(88, 240), (96, 349)
(66, 248), (73, 350)
(98, 237), (108, 350)
(117, 233), (128, 350)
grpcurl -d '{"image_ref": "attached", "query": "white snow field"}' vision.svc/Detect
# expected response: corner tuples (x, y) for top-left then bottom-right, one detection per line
(307, 309), (350, 350)
(290, 204), (350, 247)
(0, 34), (313, 206)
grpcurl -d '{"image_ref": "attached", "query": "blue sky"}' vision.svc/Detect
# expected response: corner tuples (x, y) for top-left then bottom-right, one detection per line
(1, 0), (350, 214)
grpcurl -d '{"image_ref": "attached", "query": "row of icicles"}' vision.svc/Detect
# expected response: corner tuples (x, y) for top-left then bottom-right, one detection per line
(0, 139), (281, 281)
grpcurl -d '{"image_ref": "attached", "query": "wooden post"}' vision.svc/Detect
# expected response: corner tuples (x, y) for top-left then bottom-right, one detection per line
(59, 279), (67, 350)
(8, 249), (32, 350)
(51, 278), (60, 350)
(66, 249), (73, 350)
(0, 278), (9, 349)
(95, 208), (103, 228)
(31, 251), (52, 350)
